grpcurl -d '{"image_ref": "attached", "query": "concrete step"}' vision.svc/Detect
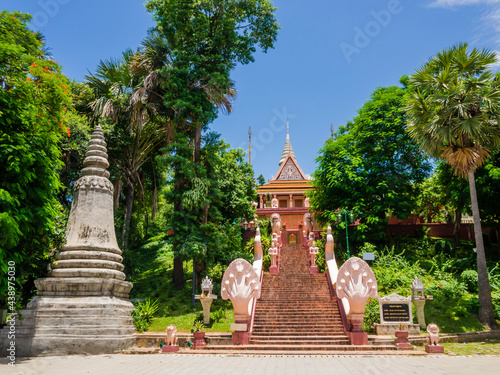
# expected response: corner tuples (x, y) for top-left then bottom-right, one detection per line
(202, 344), (409, 352)
(249, 339), (350, 345)
(252, 329), (345, 335)
(250, 243), (348, 347)
(250, 335), (349, 341)
(253, 317), (342, 322)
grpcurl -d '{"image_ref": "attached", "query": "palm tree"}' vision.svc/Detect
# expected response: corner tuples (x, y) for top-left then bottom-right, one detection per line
(85, 51), (164, 250)
(405, 43), (500, 328)
(129, 32), (238, 288)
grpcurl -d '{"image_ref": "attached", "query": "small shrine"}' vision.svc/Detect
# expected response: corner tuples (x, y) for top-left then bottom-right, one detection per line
(256, 123), (313, 231)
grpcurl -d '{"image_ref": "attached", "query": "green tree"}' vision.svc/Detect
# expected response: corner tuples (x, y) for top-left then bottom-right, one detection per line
(413, 174), (444, 224)
(257, 174), (266, 186)
(146, 0), (279, 287)
(146, 0), (279, 159)
(85, 52), (164, 250)
(159, 132), (255, 288)
(0, 11), (73, 307)
(405, 43), (500, 328)
(310, 82), (431, 248)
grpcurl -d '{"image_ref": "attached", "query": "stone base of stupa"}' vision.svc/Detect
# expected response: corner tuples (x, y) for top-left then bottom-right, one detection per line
(0, 278), (135, 357)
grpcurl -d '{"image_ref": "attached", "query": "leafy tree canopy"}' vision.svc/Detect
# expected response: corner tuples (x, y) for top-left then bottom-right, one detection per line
(160, 132), (256, 262)
(0, 11), (73, 308)
(310, 81), (431, 245)
(145, 0), (280, 127)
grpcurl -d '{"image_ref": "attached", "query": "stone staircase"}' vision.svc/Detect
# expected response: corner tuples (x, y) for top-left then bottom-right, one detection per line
(200, 243), (403, 353)
(248, 244), (350, 350)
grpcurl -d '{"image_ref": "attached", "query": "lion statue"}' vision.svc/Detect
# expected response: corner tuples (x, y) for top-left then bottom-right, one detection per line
(166, 324), (178, 346)
(426, 323), (440, 346)
(303, 212), (314, 238)
(270, 213), (281, 236)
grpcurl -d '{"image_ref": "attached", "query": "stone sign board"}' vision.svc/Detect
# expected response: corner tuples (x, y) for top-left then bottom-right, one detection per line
(377, 293), (413, 325)
(374, 293), (420, 335)
(382, 303), (410, 322)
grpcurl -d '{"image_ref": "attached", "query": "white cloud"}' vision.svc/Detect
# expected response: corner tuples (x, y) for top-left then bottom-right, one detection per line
(429, 0), (500, 7)
(427, 0), (500, 59)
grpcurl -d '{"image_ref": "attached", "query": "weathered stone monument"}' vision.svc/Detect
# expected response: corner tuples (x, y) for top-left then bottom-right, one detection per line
(0, 125), (135, 356)
(269, 230), (280, 275)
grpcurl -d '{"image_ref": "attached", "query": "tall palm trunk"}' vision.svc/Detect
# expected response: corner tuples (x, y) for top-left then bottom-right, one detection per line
(468, 170), (496, 328)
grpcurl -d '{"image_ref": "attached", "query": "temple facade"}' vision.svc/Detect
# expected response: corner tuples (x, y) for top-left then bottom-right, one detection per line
(256, 124), (313, 230)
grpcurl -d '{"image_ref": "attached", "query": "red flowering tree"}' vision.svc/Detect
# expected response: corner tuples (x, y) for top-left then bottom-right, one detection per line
(0, 11), (73, 309)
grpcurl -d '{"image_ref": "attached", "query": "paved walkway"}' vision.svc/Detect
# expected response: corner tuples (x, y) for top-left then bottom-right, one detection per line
(1, 354), (500, 375)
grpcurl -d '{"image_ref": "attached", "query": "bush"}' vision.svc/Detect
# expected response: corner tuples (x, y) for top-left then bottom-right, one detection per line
(461, 269), (478, 293)
(434, 239), (453, 255)
(372, 247), (424, 295)
(131, 298), (159, 333)
(363, 298), (379, 332)
(211, 308), (227, 323)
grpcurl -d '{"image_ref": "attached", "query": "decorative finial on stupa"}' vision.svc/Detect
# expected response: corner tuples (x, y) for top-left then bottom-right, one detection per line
(81, 125), (110, 178)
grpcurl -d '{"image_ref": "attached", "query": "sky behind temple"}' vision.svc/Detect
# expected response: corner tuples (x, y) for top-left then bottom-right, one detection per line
(4, 0), (500, 180)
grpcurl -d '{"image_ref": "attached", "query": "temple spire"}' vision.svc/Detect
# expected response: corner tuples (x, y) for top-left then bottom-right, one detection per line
(279, 121), (295, 166)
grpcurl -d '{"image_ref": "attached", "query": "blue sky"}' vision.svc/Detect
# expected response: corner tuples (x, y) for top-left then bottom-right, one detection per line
(4, 0), (500, 180)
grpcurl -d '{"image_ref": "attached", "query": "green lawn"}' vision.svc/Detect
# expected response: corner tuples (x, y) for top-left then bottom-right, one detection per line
(417, 340), (500, 356)
(149, 309), (234, 332)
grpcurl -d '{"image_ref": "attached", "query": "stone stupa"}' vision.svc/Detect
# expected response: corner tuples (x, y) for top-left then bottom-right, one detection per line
(0, 125), (135, 356)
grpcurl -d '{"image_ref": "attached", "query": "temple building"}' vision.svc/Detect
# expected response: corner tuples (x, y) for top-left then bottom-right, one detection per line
(256, 124), (313, 230)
